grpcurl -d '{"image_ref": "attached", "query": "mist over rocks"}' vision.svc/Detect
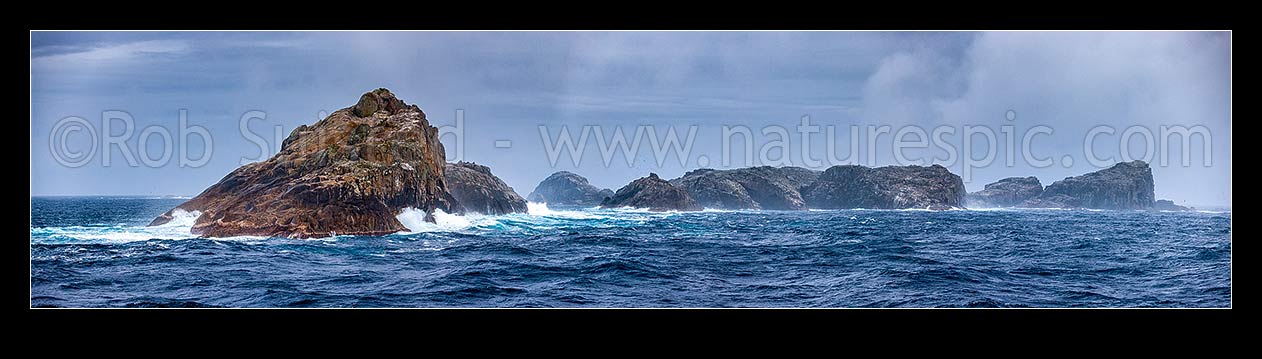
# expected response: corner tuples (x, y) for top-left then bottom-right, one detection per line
(526, 171), (614, 206)
(966, 177), (1044, 208)
(444, 161), (528, 215)
(1019, 161), (1155, 210)
(601, 173), (702, 211)
(802, 164), (966, 210)
(149, 88), (457, 238)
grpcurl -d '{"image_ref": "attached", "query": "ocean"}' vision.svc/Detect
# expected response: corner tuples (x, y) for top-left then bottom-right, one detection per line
(30, 196), (1231, 308)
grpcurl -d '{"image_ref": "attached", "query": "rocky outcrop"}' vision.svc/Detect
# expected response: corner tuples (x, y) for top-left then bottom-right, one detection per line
(1019, 161), (1155, 210)
(778, 166), (822, 192)
(1153, 199), (1193, 211)
(600, 173), (702, 211)
(966, 176), (1043, 207)
(148, 88), (457, 238)
(526, 171), (613, 206)
(669, 166), (820, 210)
(444, 161), (528, 215)
(802, 164), (965, 210)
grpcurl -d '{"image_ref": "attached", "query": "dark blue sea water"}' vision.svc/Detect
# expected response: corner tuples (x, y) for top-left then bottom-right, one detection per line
(30, 197), (1231, 308)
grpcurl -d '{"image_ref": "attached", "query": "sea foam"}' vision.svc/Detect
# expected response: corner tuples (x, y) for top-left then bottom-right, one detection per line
(29, 209), (223, 244)
(396, 208), (475, 232)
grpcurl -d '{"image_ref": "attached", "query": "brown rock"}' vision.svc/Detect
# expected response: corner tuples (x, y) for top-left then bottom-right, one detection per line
(148, 88), (457, 238)
(444, 161), (528, 215)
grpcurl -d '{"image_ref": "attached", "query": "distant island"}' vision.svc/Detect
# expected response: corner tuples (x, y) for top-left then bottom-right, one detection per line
(150, 89), (1191, 238)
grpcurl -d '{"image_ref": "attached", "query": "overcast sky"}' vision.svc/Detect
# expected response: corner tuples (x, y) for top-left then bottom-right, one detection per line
(30, 31), (1231, 207)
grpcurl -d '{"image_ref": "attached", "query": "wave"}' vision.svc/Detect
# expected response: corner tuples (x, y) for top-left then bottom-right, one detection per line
(41, 201), (1222, 245)
(394, 202), (682, 235)
(526, 202), (599, 219)
(959, 207), (1013, 211)
(159, 209), (201, 228)
(35, 202), (674, 244)
(29, 209), (277, 244)
(895, 208), (935, 212)
(33, 209), (192, 243)
(396, 208), (479, 233)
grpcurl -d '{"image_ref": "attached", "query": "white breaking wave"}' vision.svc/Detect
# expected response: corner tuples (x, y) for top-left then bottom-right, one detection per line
(396, 208), (477, 232)
(895, 207), (935, 212)
(27, 209), (274, 244)
(960, 207), (1012, 211)
(158, 209), (201, 227)
(393, 202), (674, 234)
(526, 202), (599, 219)
(526, 201), (555, 215)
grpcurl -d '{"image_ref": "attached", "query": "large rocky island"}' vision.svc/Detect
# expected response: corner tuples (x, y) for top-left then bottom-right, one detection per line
(150, 89), (462, 238)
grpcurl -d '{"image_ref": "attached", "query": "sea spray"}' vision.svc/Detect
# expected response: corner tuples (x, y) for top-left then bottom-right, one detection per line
(396, 208), (475, 232)
(526, 202), (599, 219)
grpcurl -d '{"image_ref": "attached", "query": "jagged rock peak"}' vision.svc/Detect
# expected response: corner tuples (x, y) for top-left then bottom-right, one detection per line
(352, 88), (420, 117)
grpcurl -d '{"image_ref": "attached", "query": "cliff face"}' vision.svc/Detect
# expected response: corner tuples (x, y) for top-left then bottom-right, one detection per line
(669, 166), (819, 210)
(802, 164), (965, 209)
(444, 161), (528, 215)
(526, 171), (613, 206)
(601, 173), (702, 211)
(1019, 161), (1155, 209)
(966, 176), (1043, 208)
(149, 89), (457, 238)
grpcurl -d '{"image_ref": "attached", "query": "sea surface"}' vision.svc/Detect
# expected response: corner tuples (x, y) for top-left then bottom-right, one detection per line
(30, 196), (1231, 308)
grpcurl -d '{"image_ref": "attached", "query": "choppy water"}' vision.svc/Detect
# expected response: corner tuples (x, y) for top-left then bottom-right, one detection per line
(30, 197), (1231, 307)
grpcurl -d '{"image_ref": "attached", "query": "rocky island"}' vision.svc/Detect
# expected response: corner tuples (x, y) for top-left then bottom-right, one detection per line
(1019, 160), (1155, 210)
(150, 89), (459, 238)
(526, 171), (614, 206)
(802, 164), (966, 210)
(1153, 199), (1193, 211)
(600, 173), (702, 211)
(150, 89), (1184, 239)
(669, 166), (818, 210)
(966, 176), (1044, 208)
(444, 161), (528, 215)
